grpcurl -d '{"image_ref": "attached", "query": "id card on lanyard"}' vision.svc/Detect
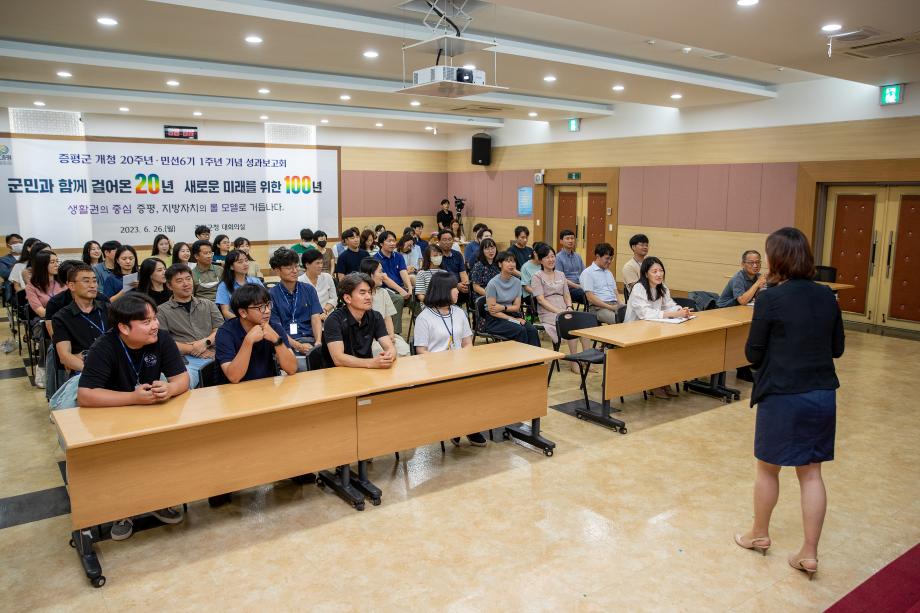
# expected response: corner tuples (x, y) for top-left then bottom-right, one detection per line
(285, 284), (299, 337)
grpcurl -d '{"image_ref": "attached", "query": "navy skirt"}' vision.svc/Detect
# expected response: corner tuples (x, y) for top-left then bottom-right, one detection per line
(754, 389), (836, 466)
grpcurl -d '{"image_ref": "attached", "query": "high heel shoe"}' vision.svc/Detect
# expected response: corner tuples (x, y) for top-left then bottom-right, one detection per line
(733, 533), (771, 555)
(788, 556), (818, 580)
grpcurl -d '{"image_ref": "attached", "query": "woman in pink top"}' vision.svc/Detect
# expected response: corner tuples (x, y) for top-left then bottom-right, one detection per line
(25, 250), (63, 318)
(530, 244), (572, 339)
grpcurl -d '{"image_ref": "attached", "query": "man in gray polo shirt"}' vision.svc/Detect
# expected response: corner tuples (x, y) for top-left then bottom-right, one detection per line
(157, 263), (224, 388)
(717, 250), (766, 307)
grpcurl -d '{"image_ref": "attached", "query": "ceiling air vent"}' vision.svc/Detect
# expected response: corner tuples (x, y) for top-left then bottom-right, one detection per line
(448, 104), (505, 114)
(705, 53), (732, 61)
(834, 27), (885, 43)
(843, 33), (920, 59)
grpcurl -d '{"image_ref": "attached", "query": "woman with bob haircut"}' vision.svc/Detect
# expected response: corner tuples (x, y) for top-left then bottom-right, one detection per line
(734, 227), (845, 580)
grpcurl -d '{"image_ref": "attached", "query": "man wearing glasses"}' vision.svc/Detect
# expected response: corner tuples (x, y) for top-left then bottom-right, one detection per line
(267, 248), (323, 371)
(717, 250), (766, 308)
(214, 283), (297, 384)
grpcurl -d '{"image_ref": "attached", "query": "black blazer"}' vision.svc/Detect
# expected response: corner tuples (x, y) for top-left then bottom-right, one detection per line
(745, 279), (845, 406)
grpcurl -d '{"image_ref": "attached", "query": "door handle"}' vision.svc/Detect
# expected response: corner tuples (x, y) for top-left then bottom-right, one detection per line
(886, 231), (894, 278)
(869, 231), (878, 277)
(582, 216), (586, 241)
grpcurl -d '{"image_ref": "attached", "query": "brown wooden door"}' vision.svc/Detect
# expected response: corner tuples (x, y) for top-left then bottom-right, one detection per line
(586, 192), (607, 261)
(830, 194), (876, 315)
(887, 195), (920, 323)
(557, 191), (578, 249)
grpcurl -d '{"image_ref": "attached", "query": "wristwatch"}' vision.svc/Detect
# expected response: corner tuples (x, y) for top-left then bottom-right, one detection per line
(205, 338), (212, 347)
(273, 337), (284, 347)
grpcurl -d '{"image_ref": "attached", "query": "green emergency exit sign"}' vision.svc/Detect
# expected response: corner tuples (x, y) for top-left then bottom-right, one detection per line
(567, 172), (581, 180)
(568, 118), (581, 132)
(880, 84), (904, 106)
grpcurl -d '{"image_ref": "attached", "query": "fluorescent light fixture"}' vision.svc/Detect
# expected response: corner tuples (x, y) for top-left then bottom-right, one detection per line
(528, 111), (538, 117)
(339, 94), (351, 101)
(56, 71), (72, 78)
(682, 47), (693, 53)
(245, 35), (263, 44)
(259, 115), (268, 120)
(462, 64), (476, 70)
(33, 101), (45, 107)
(363, 50), (379, 58)
(612, 84), (625, 91)
(821, 24), (843, 32)
(375, 122), (383, 127)
(258, 88), (270, 94)
(410, 100), (421, 106)
(425, 126), (434, 130)
(736, 0), (758, 6)
(320, 119), (329, 124)
(166, 80), (180, 87)
(670, 93), (683, 100)
(543, 75), (557, 82)
(96, 16), (118, 26)
(118, 107), (130, 112)
(193, 111), (202, 116)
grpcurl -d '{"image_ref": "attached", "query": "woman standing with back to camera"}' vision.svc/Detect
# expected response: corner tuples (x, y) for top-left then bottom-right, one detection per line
(734, 227), (845, 579)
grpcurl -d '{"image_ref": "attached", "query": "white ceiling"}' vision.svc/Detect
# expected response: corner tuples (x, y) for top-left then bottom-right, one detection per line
(0, 0), (915, 133)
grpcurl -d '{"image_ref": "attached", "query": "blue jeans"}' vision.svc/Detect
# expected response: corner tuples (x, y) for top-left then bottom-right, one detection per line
(185, 355), (214, 389)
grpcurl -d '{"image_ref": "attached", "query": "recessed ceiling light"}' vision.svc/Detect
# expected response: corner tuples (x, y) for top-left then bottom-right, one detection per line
(56, 71), (72, 78)
(670, 93), (683, 100)
(33, 101), (45, 107)
(363, 50), (379, 59)
(320, 119), (329, 124)
(425, 126), (434, 131)
(339, 94), (351, 101)
(528, 111), (538, 117)
(193, 111), (202, 116)
(259, 115), (268, 120)
(646, 40), (656, 45)
(776, 66), (785, 71)
(96, 16), (118, 26)
(682, 47), (693, 54)
(166, 80), (180, 87)
(410, 100), (421, 107)
(119, 107), (130, 112)
(462, 64), (476, 70)
(543, 75), (557, 82)
(612, 84), (625, 92)
(258, 88), (270, 94)
(736, 0), (758, 6)
(375, 122), (383, 127)
(245, 35), (263, 44)
(821, 23), (843, 32)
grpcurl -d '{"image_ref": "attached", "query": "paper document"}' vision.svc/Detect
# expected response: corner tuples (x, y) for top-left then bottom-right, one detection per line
(647, 315), (697, 324)
(121, 272), (138, 289)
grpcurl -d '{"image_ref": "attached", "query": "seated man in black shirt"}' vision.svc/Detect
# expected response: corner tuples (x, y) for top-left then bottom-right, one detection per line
(333, 227), (369, 281)
(77, 292), (190, 541)
(323, 273), (396, 369)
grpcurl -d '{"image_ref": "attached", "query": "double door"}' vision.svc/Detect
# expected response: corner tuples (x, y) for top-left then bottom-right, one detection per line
(823, 186), (920, 331)
(554, 186), (607, 262)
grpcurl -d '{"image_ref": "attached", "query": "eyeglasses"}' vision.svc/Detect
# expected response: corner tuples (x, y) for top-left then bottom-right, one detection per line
(246, 303), (272, 313)
(744, 260), (762, 266)
(278, 264), (299, 272)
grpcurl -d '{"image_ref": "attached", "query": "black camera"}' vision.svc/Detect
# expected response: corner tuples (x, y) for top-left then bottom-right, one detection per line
(453, 196), (466, 213)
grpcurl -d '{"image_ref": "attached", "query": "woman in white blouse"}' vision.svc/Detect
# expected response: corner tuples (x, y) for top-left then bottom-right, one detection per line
(624, 256), (691, 398)
(298, 249), (337, 318)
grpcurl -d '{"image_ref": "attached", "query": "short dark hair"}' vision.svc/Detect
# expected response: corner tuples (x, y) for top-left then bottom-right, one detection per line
(514, 225), (530, 238)
(440, 198), (450, 206)
(594, 242), (614, 257)
(495, 250), (517, 266)
(471, 223), (486, 236)
(629, 233), (649, 248)
(165, 263), (192, 283)
(359, 257), (381, 288)
(424, 272), (457, 308)
(230, 283), (271, 318)
(101, 240), (121, 253)
(314, 230), (327, 241)
(559, 229), (575, 240)
(108, 292), (157, 328)
(374, 224), (386, 233)
(211, 234), (229, 254)
(6, 233), (22, 244)
(437, 228), (454, 240)
(233, 236), (250, 250)
(269, 246), (299, 270)
(535, 243), (555, 263)
(766, 227), (814, 284)
(742, 250), (761, 262)
(191, 240), (212, 257)
(302, 249), (323, 266)
(476, 238), (498, 266)
(299, 228), (314, 241)
(530, 242), (548, 260)
(67, 262), (94, 283)
(195, 225), (210, 236)
(339, 272), (372, 297)
(378, 230), (397, 244)
(410, 220), (424, 230)
(341, 228), (358, 241)
(476, 226), (492, 241)
(57, 259), (83, 285)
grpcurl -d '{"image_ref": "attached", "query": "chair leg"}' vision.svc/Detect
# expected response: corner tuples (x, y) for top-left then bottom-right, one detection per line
(394, 451), (400, 462)
(440, 440), (446, 453)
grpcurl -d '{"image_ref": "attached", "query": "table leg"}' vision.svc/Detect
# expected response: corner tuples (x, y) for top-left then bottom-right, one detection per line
(504, 418), (557, 456)
(70, 526), (105, 588)
(715, 372), (741, 401)
(349, 460), (382, 506)
(317, 465), (366, 511)
(685, 373), (736, 402)
(575, 352), (627, 434)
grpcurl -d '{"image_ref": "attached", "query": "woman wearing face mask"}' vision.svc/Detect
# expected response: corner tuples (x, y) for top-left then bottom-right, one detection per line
(413, 244), (445, 302)
(311, 230), (334, 275)
(233, 237), (261, 278)
(9, 237), (39, 293)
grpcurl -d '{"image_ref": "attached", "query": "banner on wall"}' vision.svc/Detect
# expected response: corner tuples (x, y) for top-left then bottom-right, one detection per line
(0, 136), (340, 247)
(517, 186), (533, 216)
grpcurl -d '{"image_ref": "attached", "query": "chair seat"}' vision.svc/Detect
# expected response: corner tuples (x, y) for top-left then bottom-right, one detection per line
(562, 348), (605, 364)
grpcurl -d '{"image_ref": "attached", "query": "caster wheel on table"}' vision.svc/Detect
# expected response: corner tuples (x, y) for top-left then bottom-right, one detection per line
(316, 480), (325, 489)
(502, 430), (511, 440)
(543, 449), (554, 457)
(69, 538), (76, 548)
(371, 498), (381, 506)
(353, 502), (365, 511)
(575, 413), (583, 420)
(91, 576), (106, 588)
(618, 427), (628, 434)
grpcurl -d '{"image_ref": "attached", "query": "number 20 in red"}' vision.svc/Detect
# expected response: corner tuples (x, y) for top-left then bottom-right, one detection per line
(284, 176), (312, 194)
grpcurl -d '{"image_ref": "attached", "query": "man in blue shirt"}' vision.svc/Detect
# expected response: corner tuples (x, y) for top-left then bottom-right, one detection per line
(556, 229), (586, 304)
(267, 248), (323, 371)
(579, 242), (622, 324)
(411, 220), (428, 253)
(436, 229), (470, 304)
(92, 240), (121, 287)
(463, 224), (489, 265)
(374, 231), (411, 335)
(215, 283), (297, 384)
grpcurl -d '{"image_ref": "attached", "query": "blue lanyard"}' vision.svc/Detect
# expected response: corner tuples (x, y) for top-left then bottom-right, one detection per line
(283, 283), (299, 324)
(429, 307), (455, 348)
(79, 310), (106, 335)
(118, 337), (143, 386)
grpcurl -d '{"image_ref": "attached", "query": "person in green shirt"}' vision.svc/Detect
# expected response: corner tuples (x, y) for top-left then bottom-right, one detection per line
(291, 228), (316, 255)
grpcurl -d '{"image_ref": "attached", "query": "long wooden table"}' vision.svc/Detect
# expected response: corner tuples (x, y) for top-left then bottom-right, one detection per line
(54, 341), (562, 587)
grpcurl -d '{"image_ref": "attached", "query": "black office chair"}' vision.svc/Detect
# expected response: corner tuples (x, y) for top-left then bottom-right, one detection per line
(471, 296), (509, 345)
(198, 360), (219, 388)
(814, 266), (837, 283)
(305, 345), (325, 371)
(673, 297), (696, 310)
(623, 283), (632, 303)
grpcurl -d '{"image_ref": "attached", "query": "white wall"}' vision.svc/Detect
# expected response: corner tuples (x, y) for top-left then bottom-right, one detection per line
(0, 108), (9, 132)
(447, 78), (920, 149)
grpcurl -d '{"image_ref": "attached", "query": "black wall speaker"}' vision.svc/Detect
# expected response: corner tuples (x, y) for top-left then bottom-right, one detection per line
(471, 132), (491, 166)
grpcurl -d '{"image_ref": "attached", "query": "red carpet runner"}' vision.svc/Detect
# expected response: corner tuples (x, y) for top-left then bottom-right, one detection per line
(826, 542), (920, 612)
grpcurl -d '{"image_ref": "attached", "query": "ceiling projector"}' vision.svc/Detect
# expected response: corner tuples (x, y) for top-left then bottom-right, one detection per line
(413, 65), (486, 86)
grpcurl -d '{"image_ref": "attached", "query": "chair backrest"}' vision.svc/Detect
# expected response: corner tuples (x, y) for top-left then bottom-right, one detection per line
(305, 345), (325, 371)
(673, 296), (696, 309)
(556, 311), (600, 340)
(474, 295), (488, 331)
(623, 283), (631, 303)
(814, 265), (837, 282)
(198, 360), (219, 388)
